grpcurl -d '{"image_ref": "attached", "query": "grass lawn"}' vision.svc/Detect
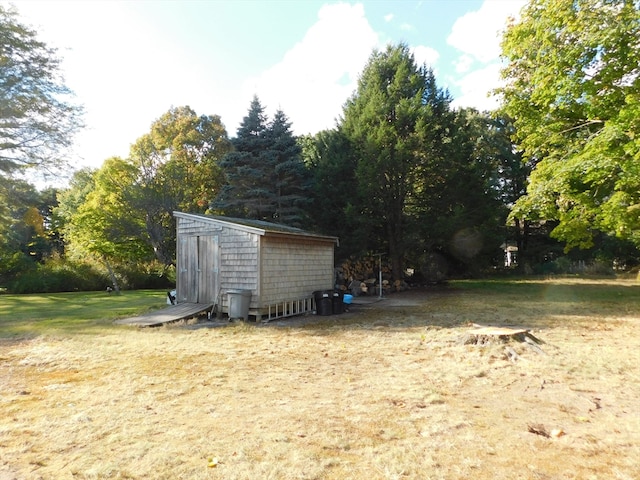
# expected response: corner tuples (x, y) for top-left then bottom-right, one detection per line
(1, 278), (639, 479)
(0, 289), (169, 337)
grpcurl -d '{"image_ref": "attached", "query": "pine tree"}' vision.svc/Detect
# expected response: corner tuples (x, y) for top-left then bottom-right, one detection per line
(264, 109), (312, 227)
(213, 97), (311, 227)
(341, 44), (430, 280)
(213, 96), (269, 218)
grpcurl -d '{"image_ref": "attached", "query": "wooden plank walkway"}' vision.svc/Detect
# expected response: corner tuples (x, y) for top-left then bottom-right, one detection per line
(114, 302), (213, 327)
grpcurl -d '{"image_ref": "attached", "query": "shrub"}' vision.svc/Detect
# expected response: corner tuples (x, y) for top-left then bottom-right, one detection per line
(583, 260), (615, 276)
(117, 262), (175, 290)
(0, 250), (36, 282)
(8, 259), (109, 293)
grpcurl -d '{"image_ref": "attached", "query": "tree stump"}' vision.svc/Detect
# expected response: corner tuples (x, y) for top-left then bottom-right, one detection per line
(461, 324), (546, 354)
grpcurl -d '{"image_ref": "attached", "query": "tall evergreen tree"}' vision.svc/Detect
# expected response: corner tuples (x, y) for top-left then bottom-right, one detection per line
(301, 129), (361, 257)
(214, 97), (311, 227)
(214, 96), (269, 218)
(341, 44), (433, 280)
(407, 102), (508, 275)
(264, 109), (312, 227)
(339, 44), (510, 278)
(233, 95), (269, 153)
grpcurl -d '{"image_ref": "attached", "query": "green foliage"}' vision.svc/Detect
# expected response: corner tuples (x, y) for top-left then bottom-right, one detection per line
(69, 156), (152, 263)
(0, 5), (83, 176)
(407, 108), (509, 275)
(116, 261), (175, 290)
(4, 255), (174, 294)
(339, 44), (510, 278)
(141, 106), (231, 213)
(7, 258), (109, 294)
(500, 0), (640, 251)
(214, 96), (311, 226)
(264, 109), (313, 226)
(57, 107), (231, 267)
(533, 257), (614, 277)
(0, 177), (63, 282)
(214, 96), (270, 218)
(0, 250), (35, 288)
(126, 106), (231, 264)
(300, 129), (363, 257)
(341, 44), (436, 278)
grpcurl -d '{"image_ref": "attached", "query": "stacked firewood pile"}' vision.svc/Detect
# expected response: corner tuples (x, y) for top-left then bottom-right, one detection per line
(335, 256), (408, 295)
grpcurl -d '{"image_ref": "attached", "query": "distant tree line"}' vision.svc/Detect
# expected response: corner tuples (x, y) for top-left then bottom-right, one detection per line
(1, 1), (638, 293)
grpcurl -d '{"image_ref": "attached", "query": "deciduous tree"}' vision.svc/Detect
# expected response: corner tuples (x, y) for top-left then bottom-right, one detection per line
(0, 178), (62, 285)
(62, 107), (230, 267)
(126, 106), (231, 265)
(0, 5), (82, 177)
(499, 0), (640, 250)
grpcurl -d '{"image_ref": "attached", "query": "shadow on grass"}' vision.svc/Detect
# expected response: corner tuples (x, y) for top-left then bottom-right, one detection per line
(3, 281), (638, 339)
(245, 279), (640, 333)
(0, 289), (169, 340)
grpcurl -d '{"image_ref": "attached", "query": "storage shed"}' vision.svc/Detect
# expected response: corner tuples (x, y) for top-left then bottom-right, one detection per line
(174, 212), (339, 321)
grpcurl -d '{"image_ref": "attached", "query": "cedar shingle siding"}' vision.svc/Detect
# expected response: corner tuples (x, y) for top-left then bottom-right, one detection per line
(174, 212), (337, 320)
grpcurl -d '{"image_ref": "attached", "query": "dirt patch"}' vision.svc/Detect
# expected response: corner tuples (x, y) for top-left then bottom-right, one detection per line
(1, 280), (639, 479)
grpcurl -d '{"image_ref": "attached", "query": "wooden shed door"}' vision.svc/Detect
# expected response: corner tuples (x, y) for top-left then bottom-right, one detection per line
(178, 235), (219, 304)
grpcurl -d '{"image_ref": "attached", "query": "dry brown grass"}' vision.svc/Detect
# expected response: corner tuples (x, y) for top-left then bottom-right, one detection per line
(1, 279), (639, 479)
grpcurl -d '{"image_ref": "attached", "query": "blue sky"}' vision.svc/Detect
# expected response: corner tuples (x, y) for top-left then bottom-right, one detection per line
(10, 0), (526, 177)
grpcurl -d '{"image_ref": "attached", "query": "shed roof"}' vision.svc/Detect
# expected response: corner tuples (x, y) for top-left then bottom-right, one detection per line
(174, 212), (339, 244)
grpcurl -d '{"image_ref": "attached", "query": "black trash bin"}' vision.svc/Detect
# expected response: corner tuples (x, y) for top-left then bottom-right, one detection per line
(331, 290), (344, 314)
(313, 290), (332, 316)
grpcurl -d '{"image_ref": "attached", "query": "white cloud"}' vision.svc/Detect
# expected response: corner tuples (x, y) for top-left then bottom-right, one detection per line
(15, 1), (220, 165)
(453, 54), (474, 74)
(412, 45), (439, 69)
(10, 0), (528, 175)
(447, 0), (526, 63)
(450, 63), (503, 111)
(447, 0), (526, 111)
(243, 3), (379, 135)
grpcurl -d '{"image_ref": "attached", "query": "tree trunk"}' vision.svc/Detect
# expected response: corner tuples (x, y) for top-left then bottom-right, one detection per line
(103, 257), (121, 294)
(514, 217), (530, 269)
(146, 213), (173, 266)
(386, 214), (404, 282)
